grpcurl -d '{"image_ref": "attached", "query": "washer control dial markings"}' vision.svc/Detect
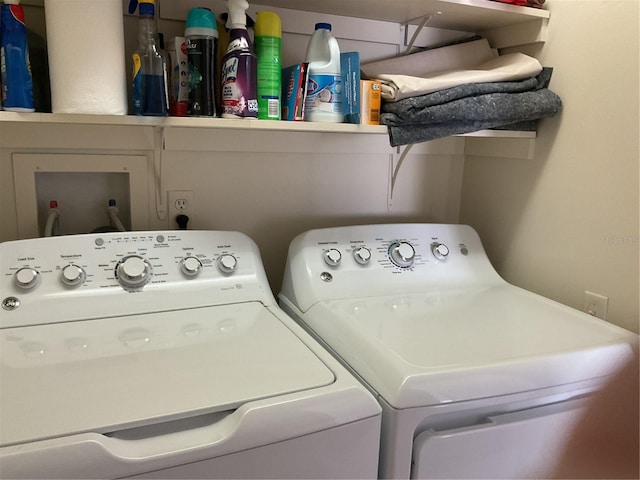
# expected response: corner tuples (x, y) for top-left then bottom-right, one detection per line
(431, 242), (450, 260)
(323, 248), (342, 267)
(353, 247), (372, 265)
(14, 267), (41, 290)
(60, 264), (86, 287)
(389, 242), (416, 268)
(217, 254), (238, 274)
(180, 256), (203, 277)
(115, 255), (152, 289)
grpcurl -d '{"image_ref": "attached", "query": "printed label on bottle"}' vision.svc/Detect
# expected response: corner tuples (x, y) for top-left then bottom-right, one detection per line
(305, 73), (342, 114)
(132, 53), (142, 114)
(221, 54), (258, 118)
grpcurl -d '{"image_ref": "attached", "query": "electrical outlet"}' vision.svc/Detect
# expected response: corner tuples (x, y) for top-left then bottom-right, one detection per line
(584, 291), (608, 320)
(168, 190), (194, 229)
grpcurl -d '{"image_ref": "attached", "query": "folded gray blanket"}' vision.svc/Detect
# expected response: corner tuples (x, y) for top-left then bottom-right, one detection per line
(380, 68), (561, 146)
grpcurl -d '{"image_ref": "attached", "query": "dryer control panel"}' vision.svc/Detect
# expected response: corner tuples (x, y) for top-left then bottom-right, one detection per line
(0, 231), (274, 328)
(280, 223), (505, 312)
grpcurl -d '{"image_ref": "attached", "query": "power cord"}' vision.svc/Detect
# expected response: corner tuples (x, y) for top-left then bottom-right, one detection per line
(176, 214), (189, 230)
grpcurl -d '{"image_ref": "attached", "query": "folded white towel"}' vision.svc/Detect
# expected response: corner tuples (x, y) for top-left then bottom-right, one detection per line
(378, 53), (543, 102)
(362, 38), (495, 79)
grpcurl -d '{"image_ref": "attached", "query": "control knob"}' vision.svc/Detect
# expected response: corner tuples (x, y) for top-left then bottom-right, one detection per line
(61, 264), (86, 287)
(14, 267), (40, 290)
(181, 256), (203, 277)
(431, 242), (450, 260)
(116, 255), (152, 289)
(217, 254), (237, 274)
(323, 248), (342, 267)
(389, 241), (415, 268)
(353, 247), (372, 265)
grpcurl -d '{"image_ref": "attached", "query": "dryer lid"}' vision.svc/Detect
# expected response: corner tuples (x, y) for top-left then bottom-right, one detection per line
(302, 285), (637, 409)
(0, 303), (335, 446)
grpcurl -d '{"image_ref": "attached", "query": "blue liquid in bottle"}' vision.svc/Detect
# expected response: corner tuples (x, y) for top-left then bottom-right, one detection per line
(142, 74), (167, 116)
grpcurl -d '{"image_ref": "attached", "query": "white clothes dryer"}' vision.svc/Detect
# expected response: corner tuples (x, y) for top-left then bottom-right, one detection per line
(278, 223), (638, 479)
(0, 230), (381, 479)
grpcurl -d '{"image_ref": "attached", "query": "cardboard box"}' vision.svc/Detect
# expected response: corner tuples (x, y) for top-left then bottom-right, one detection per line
(281, 63), (309, 121)
(340, 52), (361, 124)
(360, 80), (381, 125)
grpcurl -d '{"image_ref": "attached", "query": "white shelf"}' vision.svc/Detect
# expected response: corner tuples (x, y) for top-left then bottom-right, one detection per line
(0, 112), (536, 139)
(0, 112), (384, 133)
(253, 0), (549, 31)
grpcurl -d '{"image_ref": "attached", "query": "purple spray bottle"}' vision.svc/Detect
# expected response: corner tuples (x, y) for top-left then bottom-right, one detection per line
(221, 0), (257, 118)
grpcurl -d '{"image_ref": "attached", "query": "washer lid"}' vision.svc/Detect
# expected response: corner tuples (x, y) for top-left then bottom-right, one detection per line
(301, 285), (636, 409)
(0, 303), (335, 447)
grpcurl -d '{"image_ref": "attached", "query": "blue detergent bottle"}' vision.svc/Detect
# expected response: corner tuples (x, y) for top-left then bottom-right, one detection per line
(129, 0), (168, 116)
(0, 0), (35, 112)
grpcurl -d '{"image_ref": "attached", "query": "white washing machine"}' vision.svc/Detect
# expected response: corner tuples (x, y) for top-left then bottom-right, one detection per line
(278, 223), (638, 479)
(0, 230), (381, 479)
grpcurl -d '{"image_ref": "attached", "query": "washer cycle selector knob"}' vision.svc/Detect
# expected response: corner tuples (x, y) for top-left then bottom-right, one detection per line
(323, 248), (342, 267)
(217, 254), (237, 274)
(181, 256), (203, 277)
(61, 264), (86, 287)
(353, 247), (371, 265)
(14, 267), (40, 290)
(389, 242), (415, 268)
(431, 242), (450, 260)
(116, 255), (152, 289)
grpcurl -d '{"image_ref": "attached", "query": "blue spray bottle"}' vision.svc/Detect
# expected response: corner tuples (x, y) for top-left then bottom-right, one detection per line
(0, 0), (34, 112)
(129, 0), (168, 116)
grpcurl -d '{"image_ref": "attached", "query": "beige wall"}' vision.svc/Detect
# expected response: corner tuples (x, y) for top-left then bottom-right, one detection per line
(460, 0), (639, 333)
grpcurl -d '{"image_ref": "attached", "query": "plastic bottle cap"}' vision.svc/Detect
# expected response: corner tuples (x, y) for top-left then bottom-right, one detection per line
(315, 22), (332, 31)
(186, 7), (218, 37)
(139, 2), (154, 16)
(128, 0), (155, 15)
(255, 11), (281, 37)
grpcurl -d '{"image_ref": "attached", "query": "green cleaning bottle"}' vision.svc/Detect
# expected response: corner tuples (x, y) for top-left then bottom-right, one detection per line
(255, 11), (281, 120)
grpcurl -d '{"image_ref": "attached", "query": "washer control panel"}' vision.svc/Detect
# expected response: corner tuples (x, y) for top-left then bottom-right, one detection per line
(281, 223), (502, 312)
(1, 231), (267, 328)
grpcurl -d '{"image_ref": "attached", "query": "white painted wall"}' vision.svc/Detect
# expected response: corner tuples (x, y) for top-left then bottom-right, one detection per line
(460, 0), (639, 333)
